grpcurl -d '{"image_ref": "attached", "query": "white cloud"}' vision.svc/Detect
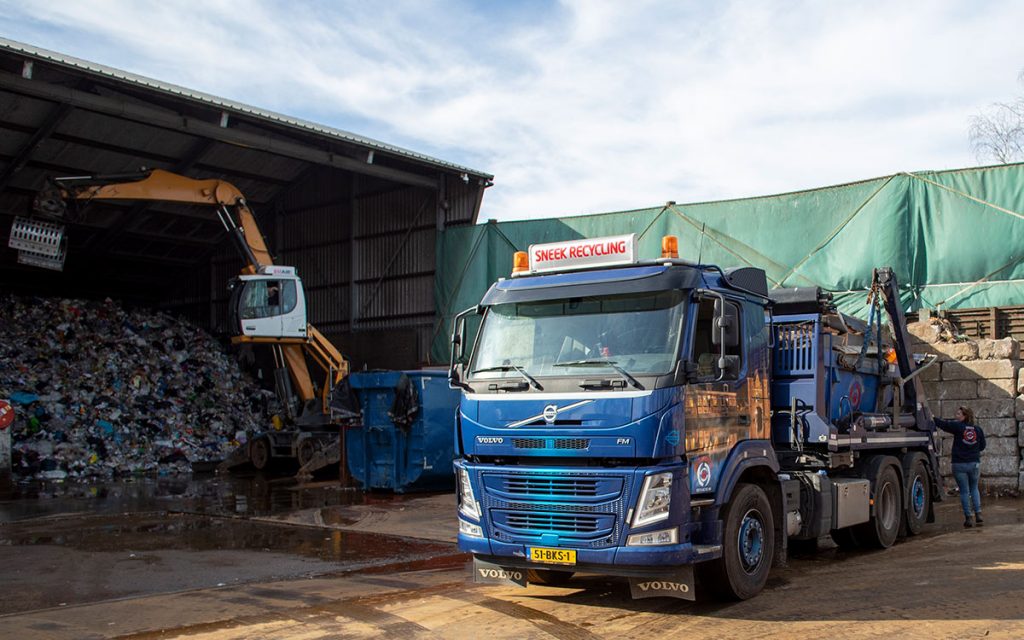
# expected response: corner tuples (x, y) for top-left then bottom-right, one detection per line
(1, 0), (1023, 220)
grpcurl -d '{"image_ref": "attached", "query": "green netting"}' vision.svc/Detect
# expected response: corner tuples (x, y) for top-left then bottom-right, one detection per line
(431, 163), (1024, 363)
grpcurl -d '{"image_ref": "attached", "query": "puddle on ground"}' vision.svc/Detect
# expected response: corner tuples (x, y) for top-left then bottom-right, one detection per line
(0, 510), (454, 565)
(0, 473), (436, 522)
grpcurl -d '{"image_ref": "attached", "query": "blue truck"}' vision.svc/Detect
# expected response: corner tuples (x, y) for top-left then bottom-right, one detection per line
(448, 234), (942, 600)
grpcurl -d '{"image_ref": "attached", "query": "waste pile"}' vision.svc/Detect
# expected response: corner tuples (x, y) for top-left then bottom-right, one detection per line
(0, 295), (274, 479)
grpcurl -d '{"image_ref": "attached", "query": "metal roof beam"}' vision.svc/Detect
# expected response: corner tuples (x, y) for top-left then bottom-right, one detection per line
(0, 70), (440, 190)
(0, 102), (72, 193)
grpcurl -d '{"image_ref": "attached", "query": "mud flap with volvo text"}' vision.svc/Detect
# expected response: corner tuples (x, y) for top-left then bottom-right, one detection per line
(472, 558), (528, 587)
(628, 564), (695, 601)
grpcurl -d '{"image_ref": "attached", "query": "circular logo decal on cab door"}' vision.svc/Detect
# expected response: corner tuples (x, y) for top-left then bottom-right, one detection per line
(695, 456), (712, 489)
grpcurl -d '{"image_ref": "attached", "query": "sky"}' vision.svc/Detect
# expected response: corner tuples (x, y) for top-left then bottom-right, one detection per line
(1, 0), (1023, 221)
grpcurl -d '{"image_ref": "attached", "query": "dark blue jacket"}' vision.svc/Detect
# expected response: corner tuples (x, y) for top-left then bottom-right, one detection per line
(935, 419), (986, 464)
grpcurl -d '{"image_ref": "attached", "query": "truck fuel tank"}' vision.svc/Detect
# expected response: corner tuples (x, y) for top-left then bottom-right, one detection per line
(832, 478), (870, 529)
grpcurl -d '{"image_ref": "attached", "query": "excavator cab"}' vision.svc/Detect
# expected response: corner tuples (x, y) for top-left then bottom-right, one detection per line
(228, 266), (308, 339)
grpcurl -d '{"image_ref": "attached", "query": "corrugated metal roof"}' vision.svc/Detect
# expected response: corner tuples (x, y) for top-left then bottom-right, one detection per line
(0, 37), (493, 180)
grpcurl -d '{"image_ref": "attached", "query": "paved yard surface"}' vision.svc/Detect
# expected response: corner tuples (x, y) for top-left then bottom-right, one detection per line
(2, 478), (1022, 639)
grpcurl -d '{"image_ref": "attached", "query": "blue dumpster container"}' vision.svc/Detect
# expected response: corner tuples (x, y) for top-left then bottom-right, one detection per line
(346, 370), (460, 492)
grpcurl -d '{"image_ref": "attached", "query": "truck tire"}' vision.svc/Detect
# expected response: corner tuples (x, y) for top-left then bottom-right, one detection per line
(527, 569), (575, 585)
(854, 461), (902, 549)
(251, 437), (271, 471)
(903, 457), (931, 536)
(705, 483), (775, 600)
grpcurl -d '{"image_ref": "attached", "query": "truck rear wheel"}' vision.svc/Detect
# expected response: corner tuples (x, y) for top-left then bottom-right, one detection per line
(854, 461), (902, 549)
(527, 569), (575, 585)
(251, 437), (271, 471)
(903, 457), (931, 536)
(705, 483), (775, 600)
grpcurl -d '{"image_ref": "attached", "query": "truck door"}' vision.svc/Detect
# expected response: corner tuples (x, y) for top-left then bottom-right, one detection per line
(684, 295), (750, 493)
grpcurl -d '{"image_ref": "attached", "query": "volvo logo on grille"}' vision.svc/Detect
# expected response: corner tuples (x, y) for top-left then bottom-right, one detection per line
(543, 404), (558, 424)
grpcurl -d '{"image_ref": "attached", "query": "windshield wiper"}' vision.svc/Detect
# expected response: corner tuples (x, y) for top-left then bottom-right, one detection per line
(471, 365), (543, 390)
(554, 359), (644, 390)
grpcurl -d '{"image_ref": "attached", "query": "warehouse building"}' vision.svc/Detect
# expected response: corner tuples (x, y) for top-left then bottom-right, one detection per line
(0, 38), (492, 372)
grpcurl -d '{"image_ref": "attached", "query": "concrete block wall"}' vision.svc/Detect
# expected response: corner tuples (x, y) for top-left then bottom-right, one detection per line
(910, 322), (1021, 496)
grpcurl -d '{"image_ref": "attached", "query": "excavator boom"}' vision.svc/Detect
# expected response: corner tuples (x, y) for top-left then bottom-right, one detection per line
(47, 169), (273, 271)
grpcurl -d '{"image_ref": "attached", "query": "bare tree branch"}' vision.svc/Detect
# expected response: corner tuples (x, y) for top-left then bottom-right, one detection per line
(969, 70), (1024, 164)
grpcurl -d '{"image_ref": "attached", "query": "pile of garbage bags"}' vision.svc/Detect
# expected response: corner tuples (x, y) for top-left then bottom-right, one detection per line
(0, 295), (273, 479)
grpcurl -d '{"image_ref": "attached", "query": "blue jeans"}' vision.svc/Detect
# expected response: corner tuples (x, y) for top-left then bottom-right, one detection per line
(952, 462), (982, 517)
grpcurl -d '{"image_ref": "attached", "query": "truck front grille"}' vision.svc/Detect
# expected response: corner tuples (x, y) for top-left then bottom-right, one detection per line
(511, 437), (591, 450)
(478, 469), (631, 548)
(512, 438), (545, 449)
(494, 511), (614, 537)
(503, 477), (599, 497)
(554, 438), (589, 450)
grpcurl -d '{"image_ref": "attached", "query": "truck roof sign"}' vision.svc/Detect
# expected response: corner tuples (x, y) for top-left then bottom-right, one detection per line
(528, 234), (638, 274)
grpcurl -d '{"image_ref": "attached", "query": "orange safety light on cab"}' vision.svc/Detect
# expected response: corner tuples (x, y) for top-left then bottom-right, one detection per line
(661, 235), (679, 259)
(512, 251), (529, 274)
(884, 347), (898, 364)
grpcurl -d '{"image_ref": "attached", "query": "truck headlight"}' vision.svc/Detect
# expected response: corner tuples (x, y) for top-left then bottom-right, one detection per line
(632, 472), (672, 527)
(459, 518), (483, 538)
(458, 467), (481, 520)
(626, 527), (678, 546)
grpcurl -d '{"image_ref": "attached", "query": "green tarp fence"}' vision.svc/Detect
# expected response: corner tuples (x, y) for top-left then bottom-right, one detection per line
(431, 163), (1024, 363)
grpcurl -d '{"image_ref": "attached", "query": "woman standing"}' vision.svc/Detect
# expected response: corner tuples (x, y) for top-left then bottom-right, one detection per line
(935, 406), (986, 528)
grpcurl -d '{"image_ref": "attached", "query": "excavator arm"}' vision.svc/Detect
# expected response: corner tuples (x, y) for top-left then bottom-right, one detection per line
(29, 168), (348, 415)
(39, 169), (273, 271)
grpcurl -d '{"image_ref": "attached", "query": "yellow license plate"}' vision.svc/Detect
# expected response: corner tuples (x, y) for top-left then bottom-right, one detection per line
(528, 547), (576, 565)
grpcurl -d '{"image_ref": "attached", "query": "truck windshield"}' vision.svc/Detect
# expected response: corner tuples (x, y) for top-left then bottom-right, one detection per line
(470, 290), (686, 379)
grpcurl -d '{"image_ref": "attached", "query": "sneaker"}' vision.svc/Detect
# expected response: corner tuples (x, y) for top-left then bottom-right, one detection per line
(964, 517), (974, 528)
(975, 513), (984, 526)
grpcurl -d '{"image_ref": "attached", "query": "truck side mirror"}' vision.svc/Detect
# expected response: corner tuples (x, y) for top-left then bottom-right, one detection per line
(449, 306), (478, 391)
(712, 299), (740, 347)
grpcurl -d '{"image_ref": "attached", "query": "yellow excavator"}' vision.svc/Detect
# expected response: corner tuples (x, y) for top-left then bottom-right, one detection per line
(10, 169), (351, 470)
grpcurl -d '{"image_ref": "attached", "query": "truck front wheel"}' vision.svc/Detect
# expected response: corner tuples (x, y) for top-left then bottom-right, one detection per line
(706, 482), (775, 600)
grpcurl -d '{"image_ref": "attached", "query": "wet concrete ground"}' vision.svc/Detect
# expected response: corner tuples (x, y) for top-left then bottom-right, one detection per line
(0, 474), (462, 615)
(0, 473), (362, 521)
(2, 476), (1023, 638)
